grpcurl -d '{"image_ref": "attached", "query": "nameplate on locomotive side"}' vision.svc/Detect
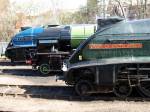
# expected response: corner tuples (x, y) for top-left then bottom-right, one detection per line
(89, 43), (143, 49)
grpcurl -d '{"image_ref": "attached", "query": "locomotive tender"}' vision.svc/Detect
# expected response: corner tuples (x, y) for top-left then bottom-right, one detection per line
(63, 18), (150, 98)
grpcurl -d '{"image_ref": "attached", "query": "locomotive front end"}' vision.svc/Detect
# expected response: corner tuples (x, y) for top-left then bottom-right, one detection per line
(5, 27), (44, 63)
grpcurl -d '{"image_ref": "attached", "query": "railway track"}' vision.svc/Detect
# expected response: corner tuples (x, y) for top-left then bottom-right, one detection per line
(0, 84), (74, 99)
(0, 59), (150, 102)
(0, 59), (27, 66)
(0, 84), (150, 102)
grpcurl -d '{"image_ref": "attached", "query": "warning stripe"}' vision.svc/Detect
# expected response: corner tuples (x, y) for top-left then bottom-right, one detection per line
(89, 43), (143, 49)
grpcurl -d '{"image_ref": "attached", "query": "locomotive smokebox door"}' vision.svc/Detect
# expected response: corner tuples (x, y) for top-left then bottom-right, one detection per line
(97, 65), (115, 86)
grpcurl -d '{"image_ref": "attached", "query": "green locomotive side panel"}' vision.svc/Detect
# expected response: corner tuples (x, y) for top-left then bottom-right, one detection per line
(69, 34), (150, 64)
(69, 19), (150, 64)
(82, 36), (150, 60)
(71, 25), (96, 49)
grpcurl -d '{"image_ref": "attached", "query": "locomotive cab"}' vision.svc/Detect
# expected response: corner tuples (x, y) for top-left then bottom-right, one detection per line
(63, 18), (150, 98)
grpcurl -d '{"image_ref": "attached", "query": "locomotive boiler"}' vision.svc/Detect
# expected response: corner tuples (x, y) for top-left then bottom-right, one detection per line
(63, 18), (150, 98)
(5, 24), (96, 65)
(26, 24), (97, 75)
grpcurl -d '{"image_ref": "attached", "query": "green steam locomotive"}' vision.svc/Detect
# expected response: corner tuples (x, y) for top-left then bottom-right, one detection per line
(63, 18), (150, 98)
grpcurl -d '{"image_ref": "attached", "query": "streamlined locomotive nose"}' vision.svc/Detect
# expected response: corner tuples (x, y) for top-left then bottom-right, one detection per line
(5, 27), (44, 62)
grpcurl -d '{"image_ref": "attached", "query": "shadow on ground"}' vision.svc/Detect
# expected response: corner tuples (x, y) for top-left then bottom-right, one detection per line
(0, 60), (26, 66)
(0, 60), (147, 102)
(0, 60), (61, 77)
(1, 69), (42, 77)
(20, 86), (144, 102)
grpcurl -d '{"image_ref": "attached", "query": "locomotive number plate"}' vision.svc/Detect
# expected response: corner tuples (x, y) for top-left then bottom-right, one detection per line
(89, 43), (143, 49)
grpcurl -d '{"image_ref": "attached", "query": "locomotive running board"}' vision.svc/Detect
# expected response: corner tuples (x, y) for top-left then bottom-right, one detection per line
(36, 52), (70, 55)
(127, 68), (150, 70)
(140, 79), (150, 81)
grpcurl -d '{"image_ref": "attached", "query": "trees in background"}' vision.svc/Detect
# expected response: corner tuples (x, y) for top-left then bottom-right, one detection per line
(69, 0), (150, 24)
(134, 0), (150, 19)
(71, 0), (98, 24)
(58, 11), (73, 24)
(0, 0), (17, 41)
(1, 0), (150, 41)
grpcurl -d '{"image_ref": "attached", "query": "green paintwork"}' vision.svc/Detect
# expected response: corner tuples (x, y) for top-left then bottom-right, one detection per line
(69, 19), (150, 64)
(71, 24), (96, 49)
(83, 36), (150, 60)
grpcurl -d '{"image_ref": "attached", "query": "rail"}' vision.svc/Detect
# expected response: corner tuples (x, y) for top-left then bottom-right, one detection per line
(0, 84), (150, 101)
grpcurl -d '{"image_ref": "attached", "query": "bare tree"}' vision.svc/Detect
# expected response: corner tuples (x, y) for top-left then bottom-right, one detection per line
(0, 0), (18, 41)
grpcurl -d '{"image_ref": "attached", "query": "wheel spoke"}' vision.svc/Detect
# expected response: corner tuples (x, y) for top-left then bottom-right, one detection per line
(113, 82), (132, 98)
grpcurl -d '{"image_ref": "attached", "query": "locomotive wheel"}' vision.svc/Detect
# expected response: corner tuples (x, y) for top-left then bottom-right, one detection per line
(136, 87), (146, 97)
(38, 63), (50, 75)
(113, 82), (132, 98)
(137, 81), (150, 97)
(75, 80), (93, 97)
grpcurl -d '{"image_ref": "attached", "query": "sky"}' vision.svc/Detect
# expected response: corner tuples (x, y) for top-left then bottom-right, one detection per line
(10, 0), (87, 15)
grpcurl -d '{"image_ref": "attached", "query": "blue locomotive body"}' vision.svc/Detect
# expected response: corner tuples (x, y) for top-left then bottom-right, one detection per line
(12, 27), (44, 47)
(5, 27), (44, 62)
(5, 24), (96, 64)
